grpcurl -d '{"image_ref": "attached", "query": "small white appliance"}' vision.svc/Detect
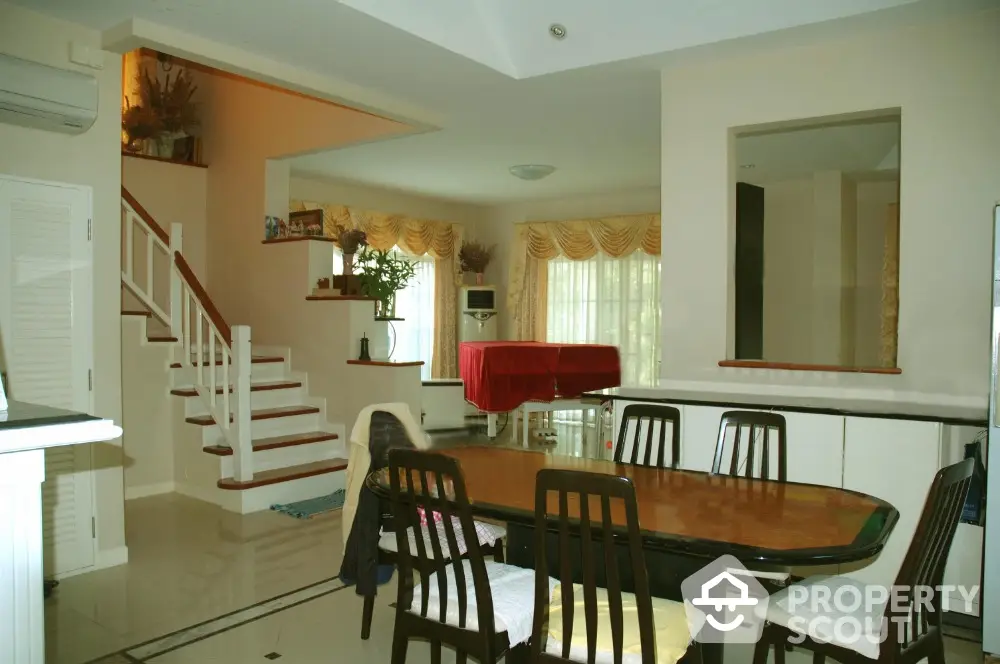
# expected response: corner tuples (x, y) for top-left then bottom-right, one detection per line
(0, 53), (98, 134)
(459, 285), (498, 343)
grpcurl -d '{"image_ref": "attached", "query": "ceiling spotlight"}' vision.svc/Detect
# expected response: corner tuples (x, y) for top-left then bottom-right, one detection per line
(509, 164), (556, 181)
(549, 23), (567, 39)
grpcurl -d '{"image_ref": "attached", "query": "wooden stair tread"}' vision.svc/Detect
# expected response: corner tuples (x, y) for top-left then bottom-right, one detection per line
(217, 458), (348, 490)
(122, 310), (152, 317)
(170, 355), (283, 368)
(185, 405), (319, 426)
(148, 336), (179, 343)
(170, 380), (302, 397)
(203, 431), (339, 456)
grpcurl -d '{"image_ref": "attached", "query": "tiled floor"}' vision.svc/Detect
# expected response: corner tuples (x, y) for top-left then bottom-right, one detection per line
(47, 423), (984, 664)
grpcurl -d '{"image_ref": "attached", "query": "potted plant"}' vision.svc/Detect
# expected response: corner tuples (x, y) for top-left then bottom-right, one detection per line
(458, 241), (494, 285)
(335, 225), (368, 275)
(121, 99), (162, 152)
(355, 247), (418, 318)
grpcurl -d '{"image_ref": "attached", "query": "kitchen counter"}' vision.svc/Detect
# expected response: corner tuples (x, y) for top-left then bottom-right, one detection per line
(583, 386), (987, 427)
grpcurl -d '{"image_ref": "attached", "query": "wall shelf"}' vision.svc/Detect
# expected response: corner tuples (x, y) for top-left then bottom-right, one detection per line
(374, 317), (404, 322)
(122, 151), (208, 169)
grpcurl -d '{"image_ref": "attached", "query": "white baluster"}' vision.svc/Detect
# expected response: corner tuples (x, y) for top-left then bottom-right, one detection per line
(182, 290), (191, 364)
(169, 224), (183, 339)
(125, 210), (134, 281)
(196, 310), (204, 385)
(222, 348), (231, 435)
(208, 332), (216, 408)
(231, 326), (253, 481)
(145, 232), (154, 300)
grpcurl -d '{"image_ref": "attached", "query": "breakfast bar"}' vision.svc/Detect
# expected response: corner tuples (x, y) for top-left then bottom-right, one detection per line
(583, 385), (988, 616)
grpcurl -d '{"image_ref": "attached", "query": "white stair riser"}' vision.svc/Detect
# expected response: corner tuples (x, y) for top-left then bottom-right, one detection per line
(180, 385), (306, 417)
(171, 361), (287, 386)
(197, 412), (322, 447)
(237, 470), (346, 514)
(218, 439), (342, 476)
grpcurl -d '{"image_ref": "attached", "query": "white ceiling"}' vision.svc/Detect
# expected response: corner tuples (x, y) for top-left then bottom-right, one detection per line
(8, 0), (988, 203)
(736, 119), (901, 185)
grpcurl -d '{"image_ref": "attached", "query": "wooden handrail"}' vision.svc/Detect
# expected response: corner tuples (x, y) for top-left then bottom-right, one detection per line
(174, 251), (232, 346)
(121, 186), (169, 244)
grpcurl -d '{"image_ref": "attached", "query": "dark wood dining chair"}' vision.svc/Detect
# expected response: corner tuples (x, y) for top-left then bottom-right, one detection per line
(358, 410), (505, 640)
(752, 457), (974, 664)
(529, 468), (701, 664)
(614, 403), (682, 469)
(712, 410), (787, 481)
(387, 448), (528, 664)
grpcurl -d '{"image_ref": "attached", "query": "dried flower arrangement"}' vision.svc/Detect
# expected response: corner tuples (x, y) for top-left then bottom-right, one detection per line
(458, 241), (494, 273)
(137, 67), (199, 135)
(336, 226), (368, 254)
(121, 99), (161, 151)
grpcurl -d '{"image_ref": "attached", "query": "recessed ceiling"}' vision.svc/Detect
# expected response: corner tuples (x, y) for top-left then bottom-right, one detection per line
(9, 0), (989, 203)
(736, 119), (901, 184)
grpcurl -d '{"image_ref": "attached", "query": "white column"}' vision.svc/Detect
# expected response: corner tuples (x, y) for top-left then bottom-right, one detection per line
(231, 325), (254, 482)
(0, 448), (45, 664)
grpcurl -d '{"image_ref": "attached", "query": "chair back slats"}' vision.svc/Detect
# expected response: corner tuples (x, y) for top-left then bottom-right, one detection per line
(614, 404), (681, 470)
(530, 469), (657, 664)
(388, 449), (497, 638)
(887, 458), (974, 652)
(712, 410), (787, 482)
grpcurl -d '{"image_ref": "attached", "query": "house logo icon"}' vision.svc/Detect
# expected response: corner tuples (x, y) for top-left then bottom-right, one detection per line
(680, 554), (771, 644)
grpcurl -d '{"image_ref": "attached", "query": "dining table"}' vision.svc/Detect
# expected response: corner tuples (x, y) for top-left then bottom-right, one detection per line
(366, 445), (899, 664)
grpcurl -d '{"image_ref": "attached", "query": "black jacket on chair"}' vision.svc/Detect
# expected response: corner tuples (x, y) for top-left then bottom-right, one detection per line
(339, 411), (416, 596)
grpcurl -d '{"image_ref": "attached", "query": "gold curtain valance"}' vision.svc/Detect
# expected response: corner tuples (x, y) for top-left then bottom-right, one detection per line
(289, 200), (459, 258)
(519, 213), (661, 261)
(508, 212), (660, 326)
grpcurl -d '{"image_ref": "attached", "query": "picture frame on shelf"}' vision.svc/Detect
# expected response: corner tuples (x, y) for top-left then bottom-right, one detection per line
(290, 209), (324, 237)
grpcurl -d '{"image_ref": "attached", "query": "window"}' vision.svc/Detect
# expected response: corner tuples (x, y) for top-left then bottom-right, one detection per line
(334, 248), (436, 379)
(546, 251), (661, 387)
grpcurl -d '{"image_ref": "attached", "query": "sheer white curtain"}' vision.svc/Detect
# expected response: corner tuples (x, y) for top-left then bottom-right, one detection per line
(334, 248), (435, 379)
(546, 251), (661, 387)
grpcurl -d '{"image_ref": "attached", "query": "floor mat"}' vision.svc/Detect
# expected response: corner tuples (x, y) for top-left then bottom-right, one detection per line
(270, 489), (346, 519)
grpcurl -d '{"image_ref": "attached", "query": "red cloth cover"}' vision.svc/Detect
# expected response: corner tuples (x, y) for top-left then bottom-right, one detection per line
(459, 342), (621, 413)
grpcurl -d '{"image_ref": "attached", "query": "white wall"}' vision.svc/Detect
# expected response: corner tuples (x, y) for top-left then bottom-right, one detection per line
(0, 1), (126, 564)
(660, 8), (1000, 399)
(481, 187), (661, 339)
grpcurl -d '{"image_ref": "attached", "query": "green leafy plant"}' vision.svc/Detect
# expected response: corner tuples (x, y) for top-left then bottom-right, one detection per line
(355, 248), (418, 310)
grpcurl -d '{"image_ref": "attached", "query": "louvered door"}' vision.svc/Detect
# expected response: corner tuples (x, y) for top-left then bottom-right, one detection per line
(0, 175), (95, 576)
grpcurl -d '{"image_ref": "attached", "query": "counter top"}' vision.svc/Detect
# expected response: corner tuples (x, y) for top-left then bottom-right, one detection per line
(583, 387), (988, 427)
(0, 400), (122, 454)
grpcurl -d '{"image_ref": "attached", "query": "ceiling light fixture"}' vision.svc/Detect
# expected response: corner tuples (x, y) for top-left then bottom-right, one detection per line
(509, 164), (556, 181)
(549, 24), (567, 40)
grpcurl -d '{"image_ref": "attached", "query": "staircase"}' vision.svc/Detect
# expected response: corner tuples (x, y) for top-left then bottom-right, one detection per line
(121, 187), (348, 513)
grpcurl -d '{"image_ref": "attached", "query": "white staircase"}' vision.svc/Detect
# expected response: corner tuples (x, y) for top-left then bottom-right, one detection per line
(121, 188), (347, 513)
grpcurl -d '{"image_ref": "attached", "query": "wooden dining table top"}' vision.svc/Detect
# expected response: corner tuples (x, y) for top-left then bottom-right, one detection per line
(368, 445), (898, 565)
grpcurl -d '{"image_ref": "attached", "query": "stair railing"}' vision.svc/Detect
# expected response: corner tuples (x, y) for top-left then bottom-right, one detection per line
(121, 187), (254, 481)
(121, 187), (171, 323)
(172, 253), (254, 481)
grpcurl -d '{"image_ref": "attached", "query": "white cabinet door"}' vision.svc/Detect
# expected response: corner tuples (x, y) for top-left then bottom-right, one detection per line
(0, 176), (95, 577)
(841, 417), (941, 588)
(680, 405), (844, 487)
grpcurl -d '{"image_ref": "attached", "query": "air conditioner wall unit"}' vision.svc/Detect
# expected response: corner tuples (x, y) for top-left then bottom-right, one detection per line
(0, 53), (98, 134)
(459, 285), (498, 343)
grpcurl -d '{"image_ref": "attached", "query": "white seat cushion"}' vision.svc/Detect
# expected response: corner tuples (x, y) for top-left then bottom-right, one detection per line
(757, 575), (888, 660)
(379, 518), (506, 558)
(545, 584), (693, 664)
(410, 559), (554, 646)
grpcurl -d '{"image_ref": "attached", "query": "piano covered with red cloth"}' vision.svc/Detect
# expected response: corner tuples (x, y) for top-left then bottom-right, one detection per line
(459, 342), (621, 413)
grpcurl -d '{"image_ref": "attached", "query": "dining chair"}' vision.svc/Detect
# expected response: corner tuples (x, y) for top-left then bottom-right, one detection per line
(358, 410), (506, 641)
(712, 410), (787, 482)
(529, 468), (701, 664)
(751, 457), (974, 664)
(387, 448), (536, 664)
(614, 403), (682, 469)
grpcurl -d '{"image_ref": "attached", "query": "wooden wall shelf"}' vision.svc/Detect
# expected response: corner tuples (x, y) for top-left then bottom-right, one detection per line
(718, 360), (902, 375)
(262, 236), (336, 245)
(122, 151), (208, 169)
